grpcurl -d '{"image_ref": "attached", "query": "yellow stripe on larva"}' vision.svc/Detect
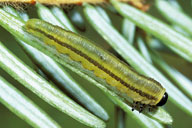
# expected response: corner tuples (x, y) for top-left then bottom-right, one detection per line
(25, 19), (166, 106)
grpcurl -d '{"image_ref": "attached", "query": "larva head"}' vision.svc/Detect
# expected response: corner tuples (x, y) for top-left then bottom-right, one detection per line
(156, 92), (168, 106)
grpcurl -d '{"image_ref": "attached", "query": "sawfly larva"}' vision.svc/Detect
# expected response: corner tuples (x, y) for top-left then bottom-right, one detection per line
(25, 19), (168, 112)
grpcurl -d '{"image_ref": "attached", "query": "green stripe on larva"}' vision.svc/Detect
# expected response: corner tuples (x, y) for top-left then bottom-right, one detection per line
(25, 19), (167, 107)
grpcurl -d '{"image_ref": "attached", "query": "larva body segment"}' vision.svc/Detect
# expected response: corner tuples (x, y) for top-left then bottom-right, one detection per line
(25, 19), (166, 106)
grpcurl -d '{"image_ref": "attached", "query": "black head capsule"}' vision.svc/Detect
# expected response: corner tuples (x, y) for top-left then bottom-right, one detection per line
(156, 92), (168, 106)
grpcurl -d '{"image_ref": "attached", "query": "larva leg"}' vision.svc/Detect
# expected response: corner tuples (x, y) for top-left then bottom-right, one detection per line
(131, 101), (138, 111)
(132, 101), (147, 113)
(139, 103), (146, 113)
(148, 105), (153, 112)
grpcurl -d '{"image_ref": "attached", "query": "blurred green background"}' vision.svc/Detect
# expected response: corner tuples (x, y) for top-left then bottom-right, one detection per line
(0, 0), (192, 128)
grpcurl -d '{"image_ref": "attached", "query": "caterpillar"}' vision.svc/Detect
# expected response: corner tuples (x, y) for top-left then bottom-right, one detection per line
(25, 19), (168, 112)
(0, 0), (150, 11)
